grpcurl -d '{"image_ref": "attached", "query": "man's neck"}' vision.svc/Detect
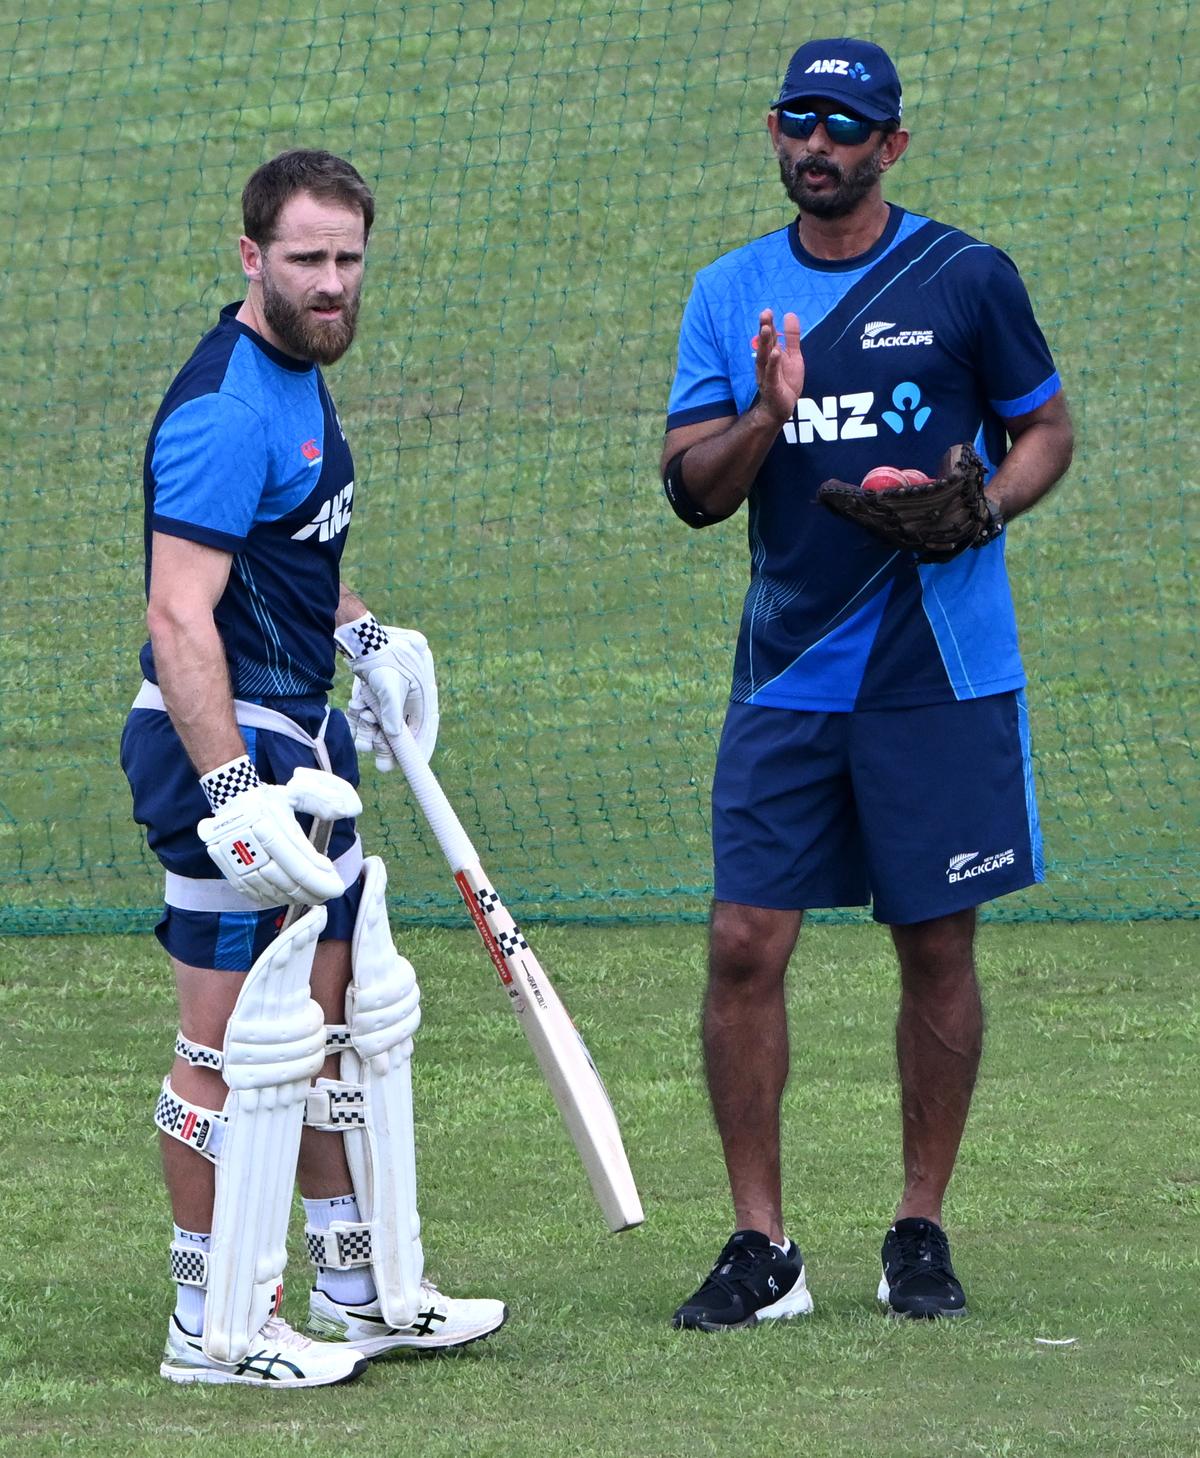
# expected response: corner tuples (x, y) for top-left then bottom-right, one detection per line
(797, 197), (892, 261)
(235, 292), (295, 359)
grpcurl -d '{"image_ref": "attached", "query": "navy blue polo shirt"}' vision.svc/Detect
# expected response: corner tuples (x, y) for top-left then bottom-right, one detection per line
(139, 302), (355, 699)
(667, 205), (1062, 710)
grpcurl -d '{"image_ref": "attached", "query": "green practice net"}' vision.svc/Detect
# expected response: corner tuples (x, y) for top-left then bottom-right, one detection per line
(2, 1), (1195, 932)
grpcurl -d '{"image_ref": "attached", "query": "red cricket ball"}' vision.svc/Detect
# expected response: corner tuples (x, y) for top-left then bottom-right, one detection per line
(860, 466), (909, 491)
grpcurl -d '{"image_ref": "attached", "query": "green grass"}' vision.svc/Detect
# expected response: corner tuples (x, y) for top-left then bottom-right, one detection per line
(1, 5), (1197, 1445)
(1, 0), (1197, 926)
(2, 919), (1198, 1455)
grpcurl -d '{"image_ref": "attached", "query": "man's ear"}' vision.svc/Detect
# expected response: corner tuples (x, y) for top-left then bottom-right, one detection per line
(239, 235), (264, 282)
(879, 128), (910, 172)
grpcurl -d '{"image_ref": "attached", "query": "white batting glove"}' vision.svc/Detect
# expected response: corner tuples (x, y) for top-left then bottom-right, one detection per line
(335, 614), (440, 766)
(345, 679), (397, 772)
(197, 758), (363, 910)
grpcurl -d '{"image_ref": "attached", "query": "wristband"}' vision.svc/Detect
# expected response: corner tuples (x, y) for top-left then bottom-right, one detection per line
(334, 612), (390, 661)
(979, 495), (1005, 547)
(200, 754), (261, 812)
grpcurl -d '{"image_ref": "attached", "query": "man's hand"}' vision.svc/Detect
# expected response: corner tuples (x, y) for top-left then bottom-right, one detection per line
(335, 616), (440, 766)
(754, 308), (805, 425)
(197, 764), (362, 909)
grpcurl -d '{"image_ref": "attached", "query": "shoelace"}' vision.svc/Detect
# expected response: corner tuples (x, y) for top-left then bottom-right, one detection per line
(259, 1316), (314, 1351)
(892, 1223), (948, 1271)
(700, 1239), (775, 1297)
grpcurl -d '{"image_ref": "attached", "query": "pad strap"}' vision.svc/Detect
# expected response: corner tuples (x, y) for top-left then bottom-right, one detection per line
(154, 1077), (227, 1162)
(169, 1241), (209, 1288)
(304, 1079), (368, 1130)
(175, 1032), (224, 1071)
(325, 1025), (353, 1055)
(306, 1222), (374, 1269)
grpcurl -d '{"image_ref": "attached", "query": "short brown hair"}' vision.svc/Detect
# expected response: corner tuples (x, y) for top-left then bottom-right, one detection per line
(241, 149), (375, 245)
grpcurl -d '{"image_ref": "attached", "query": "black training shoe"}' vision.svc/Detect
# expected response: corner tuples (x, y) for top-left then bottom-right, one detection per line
(673, 1229), (813, 1331)
(877, 1217), (967, 1319)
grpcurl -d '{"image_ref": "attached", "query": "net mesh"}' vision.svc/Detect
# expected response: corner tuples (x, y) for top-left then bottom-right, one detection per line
(2, 1), (1195, 931)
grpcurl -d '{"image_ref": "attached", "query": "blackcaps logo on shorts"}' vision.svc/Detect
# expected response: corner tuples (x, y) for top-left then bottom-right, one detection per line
(291, 480), (354, 542)
(946, 848), (1015, 883)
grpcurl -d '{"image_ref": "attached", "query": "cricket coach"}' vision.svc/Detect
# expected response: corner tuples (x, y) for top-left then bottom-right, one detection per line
(660, 39), (1073, 1329)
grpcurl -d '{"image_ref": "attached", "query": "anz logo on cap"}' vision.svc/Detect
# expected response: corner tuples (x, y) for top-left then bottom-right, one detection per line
(804, 58), (872, 81)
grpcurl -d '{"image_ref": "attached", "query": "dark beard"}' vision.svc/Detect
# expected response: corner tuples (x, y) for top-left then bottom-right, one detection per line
(780, 143), (886, 220)
(260, 268), (360, 364)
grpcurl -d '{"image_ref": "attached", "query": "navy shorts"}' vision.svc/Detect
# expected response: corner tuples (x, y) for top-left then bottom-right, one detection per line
(712, 691), (1043, 925)
(121, 689), (365, 970)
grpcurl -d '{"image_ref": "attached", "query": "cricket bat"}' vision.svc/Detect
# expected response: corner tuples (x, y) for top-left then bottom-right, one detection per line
(386, 724), (644, 1233)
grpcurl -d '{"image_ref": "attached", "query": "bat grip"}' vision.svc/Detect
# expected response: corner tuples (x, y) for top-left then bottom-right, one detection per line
(385, 724), (478, 872)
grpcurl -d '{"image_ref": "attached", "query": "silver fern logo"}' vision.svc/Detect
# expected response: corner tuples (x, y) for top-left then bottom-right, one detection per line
(863, 321), (895, 338)
(947, 848), (1016, 883)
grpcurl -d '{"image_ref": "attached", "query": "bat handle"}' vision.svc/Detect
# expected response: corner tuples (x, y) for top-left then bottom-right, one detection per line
(278, 814), (334, 932)
(385, 724), (478, 872)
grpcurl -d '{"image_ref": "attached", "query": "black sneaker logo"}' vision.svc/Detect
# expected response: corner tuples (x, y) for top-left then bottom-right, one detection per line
(408, 1306), (448, 1337)
(236, 1349), (306, 1380)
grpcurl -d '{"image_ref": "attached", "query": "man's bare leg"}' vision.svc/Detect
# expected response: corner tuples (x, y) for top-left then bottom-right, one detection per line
(703, 900), (804, 1244)
(889, 908), (982, 1226)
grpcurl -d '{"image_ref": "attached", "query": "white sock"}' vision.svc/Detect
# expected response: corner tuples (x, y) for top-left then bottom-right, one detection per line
(303, 1194), (378, 1306)
(173, 1226), (210, 1336)
(771, 1238), (791, 1258)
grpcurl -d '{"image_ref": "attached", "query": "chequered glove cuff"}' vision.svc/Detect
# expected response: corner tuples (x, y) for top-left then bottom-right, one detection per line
(200, 754), (261, 812)
(334, 612), (390, 661)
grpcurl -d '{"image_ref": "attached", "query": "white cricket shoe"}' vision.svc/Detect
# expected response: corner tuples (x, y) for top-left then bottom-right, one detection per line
(307, 1281), (508, 1358)
(160, 1313), (369, 1387)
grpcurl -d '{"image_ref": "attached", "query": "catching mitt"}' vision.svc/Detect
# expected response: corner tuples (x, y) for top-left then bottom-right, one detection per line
(817, 442), (1003, 564)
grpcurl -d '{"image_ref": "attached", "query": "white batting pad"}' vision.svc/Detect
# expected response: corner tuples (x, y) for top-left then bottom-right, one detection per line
(202, 906), (328, 1364)
(339, 855), (424, 1326)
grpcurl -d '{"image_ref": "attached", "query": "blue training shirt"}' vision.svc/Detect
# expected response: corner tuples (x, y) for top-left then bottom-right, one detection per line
(667, 205), (1062, 711)
(139, 303), (355, 699)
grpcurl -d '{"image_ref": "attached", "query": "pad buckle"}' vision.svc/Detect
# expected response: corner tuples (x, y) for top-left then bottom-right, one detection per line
(305, 1222), (374, 1269)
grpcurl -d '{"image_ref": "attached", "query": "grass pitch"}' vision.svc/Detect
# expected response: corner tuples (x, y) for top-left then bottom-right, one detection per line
(3, 918), (1197, 1456)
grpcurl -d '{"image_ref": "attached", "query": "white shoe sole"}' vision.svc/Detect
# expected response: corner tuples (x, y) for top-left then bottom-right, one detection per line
(754, 1267), (814, 1324)
(160, 1357), (368, 1387)
(347, 1306), (509, 1359)
(678, 1267), (815, 1331)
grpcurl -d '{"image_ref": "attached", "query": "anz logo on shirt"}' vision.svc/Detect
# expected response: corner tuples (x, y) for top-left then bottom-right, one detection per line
(291, 480), (354, 542)
(780, 382), (932, 443)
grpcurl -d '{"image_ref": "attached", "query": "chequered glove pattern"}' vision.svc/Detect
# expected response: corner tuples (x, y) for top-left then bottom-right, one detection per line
(336, 613), (390, 660)
(200, 754), (261, 812)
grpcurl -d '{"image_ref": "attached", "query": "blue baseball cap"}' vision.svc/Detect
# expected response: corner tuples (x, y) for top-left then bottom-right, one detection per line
(774, 38), (903, 124)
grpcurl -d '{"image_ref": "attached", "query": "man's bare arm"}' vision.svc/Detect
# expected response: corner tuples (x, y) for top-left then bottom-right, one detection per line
(660, 308), (805, 522)
(988, 391), (1074, 523)
(146, 533), (242, 775)
(336, 581), (371, 627)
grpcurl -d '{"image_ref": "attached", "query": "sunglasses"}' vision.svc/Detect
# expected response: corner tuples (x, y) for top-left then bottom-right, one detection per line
(777, 109), (876, 146)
